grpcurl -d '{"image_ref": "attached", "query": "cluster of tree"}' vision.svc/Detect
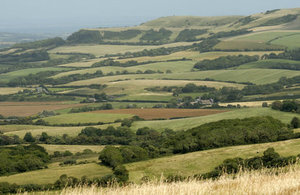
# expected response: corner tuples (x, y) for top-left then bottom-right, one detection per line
(201, 87), (243, 102)
(92, 59), (139, 67)
(175, 29), (208, 42)
(0, 144), (50, 176)
(0, 50), (49, 63)
(264, 49), (300, 61)
(69, 103), (113, 113)
(146, 83), (215, 95)
(0, 134), (21, 145)
(233, 16), (257, 26)
(140, 28), (172, 42)
(209, 29), (252, 39)
(260, 14), (299, 26)
(194, 55), (259, 70)
(103, 30), (141, 40)
(66, 30), (103, 44)
(7, 70), (104, 86)
(264, 62), (300, 70)
(200, 148), (298, 179)
(271, 100), (300, 113)
(12, 37), (65, 50)
(86, 116), (298, 172)
(193, 38), (220, 52)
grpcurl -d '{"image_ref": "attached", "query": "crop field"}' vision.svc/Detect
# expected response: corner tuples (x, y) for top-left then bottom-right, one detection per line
(0, 87), (26, 95)
(0, 102), (83, 117)
(3, 123), (121, 137)
(0, 162), (111, 185)
(92, 108), (227, 120)
(58, 58), (105, 68)
(126, 138), (300, 182)
(131, 108), (299, 131)
(219, 100), (274, 107)
(41, 112), (133, 125)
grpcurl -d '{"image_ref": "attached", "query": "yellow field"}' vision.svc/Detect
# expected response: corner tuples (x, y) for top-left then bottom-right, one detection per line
(59, 164), (300, 195)
(0, 87), (26, 95)
(219, 100), (274, 107)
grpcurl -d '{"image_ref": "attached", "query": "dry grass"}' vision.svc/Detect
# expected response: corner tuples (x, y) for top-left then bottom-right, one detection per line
(219, 100), (274, 107)
(0, 87), (26, 95)
(0, 102), (83, 117)
(31, 164), (300, 195)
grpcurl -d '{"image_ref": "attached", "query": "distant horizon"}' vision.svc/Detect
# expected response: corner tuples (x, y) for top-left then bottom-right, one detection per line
(1, 0), (300, 34)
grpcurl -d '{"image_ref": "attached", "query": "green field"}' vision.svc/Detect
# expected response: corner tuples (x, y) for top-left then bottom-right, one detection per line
(231, 31), (300, 43)
(0, 67), (69, 82)
(3, 123), (121, 137)
(40, 113), (133, 125)
(214, 40), (285, 51)
(271, 33), (300, 48)
(132, 108), (299, 131)
(0, 162), (111, 185)
(126, 138), (300, 182)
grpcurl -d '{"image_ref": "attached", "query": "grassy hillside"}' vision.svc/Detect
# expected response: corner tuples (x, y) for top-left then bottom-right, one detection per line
(126, 138), (300, 182)
(132, 108), (299, 131)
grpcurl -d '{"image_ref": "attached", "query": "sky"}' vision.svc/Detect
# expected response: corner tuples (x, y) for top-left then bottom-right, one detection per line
(1, 0), (300, 34)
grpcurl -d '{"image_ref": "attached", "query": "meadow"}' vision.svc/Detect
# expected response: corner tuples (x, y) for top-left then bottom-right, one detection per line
(0, 87), (26, 95)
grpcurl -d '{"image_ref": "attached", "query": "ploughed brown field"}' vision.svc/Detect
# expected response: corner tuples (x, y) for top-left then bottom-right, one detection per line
(92, 108), (227, 120)
(0, 102), (83, 117)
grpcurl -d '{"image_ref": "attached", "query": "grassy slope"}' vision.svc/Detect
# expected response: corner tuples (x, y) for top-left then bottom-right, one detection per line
(126, 138), (300, 182)
(237, 59), (300, 69)
(132, 108), (299, 131)
(39, 144), (105, 154)
(0, 162), (111, 185)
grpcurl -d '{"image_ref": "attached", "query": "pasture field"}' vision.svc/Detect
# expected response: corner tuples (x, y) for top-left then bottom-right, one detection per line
(0, 101), (83, 117)
(0, 87), (26, 95)
(0, 67), (69, 82)
(92, 108), (227, 120)
(131, 108), (299, 131)
(126, 138), (300, 182)
(271, 33), (300, 48)
(0, 162), (111, 185)
(219, 100), (274, 107)
(41, 112), (133, 125)
(3, 123), (121, 137)
(58, 58), (104, 68)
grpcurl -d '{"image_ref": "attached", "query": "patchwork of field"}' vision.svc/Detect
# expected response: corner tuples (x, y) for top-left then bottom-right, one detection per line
(2, 123), (121, 137)
(126, 138), (300, 182)
(0, 102), (83, 117)
(92, 108), (227, 120)
(41, 112), (133, 125)
(131, 108), (299, 131)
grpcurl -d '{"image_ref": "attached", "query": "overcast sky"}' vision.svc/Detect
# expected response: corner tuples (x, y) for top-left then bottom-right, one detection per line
(1, 0), (300, 34)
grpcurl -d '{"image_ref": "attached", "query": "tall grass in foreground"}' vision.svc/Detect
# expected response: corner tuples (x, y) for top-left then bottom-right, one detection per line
(23, 164), (300, 195)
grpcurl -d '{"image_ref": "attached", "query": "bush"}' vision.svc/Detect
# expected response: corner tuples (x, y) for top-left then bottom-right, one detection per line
(291, 117), (300, 128)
